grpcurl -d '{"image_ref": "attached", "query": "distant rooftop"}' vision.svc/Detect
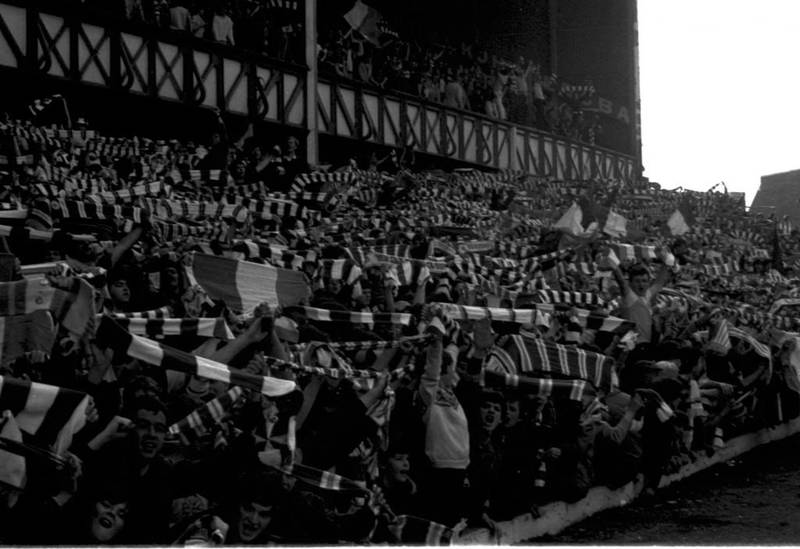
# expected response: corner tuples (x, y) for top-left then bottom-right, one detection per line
(751, 169), (800, 222)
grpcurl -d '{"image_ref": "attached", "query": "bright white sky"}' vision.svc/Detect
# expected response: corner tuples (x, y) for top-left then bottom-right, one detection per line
(637, 0), (800, 205)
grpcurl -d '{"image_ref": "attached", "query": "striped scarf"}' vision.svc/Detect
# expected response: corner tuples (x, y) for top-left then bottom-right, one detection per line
(706, 318), (732, 355)
(0, 375), (90, 454)
(91, 181), (170, 204)
(350, 245), (411, 265)
(168, 386), (244, 442)
(290, 306), (412, 326)
(372, 253), (449, 275)
(291, 172), (354, 193)
(611, 243), (657, 263)
(485, 333), (616, 392)
(434, 303), (634, 338)
(230, 241), (316, 270)
(729, 326), (772, 360)
(482, 369), (589, 401)
(386, 261), (430, 288)
(111, 318), (234, 339)
(318, 259), (363, 285)
(535, 290), (606, 307)
(94, 316), (295, 397)
(107, 306), (172, 318)
(50, 199), (147, 223)
(268, 348), (414, 382)
(273, 462), (367, 492)
(392, 515), (453, 546)
(290, 334), (431, 354)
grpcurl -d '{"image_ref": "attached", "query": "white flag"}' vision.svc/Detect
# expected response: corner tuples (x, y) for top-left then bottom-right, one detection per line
(603, 209), (628, 238)
(667, 209), (690, 236)
(552, 202), (584, 236)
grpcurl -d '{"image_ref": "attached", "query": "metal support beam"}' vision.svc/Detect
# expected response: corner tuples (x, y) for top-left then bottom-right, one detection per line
(304, 0), (318, 166)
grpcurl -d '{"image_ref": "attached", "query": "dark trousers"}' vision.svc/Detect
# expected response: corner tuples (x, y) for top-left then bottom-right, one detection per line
(419, 467), (466, 527)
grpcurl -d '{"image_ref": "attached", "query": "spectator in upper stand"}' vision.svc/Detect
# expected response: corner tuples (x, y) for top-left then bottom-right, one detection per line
(483, 88), (500, 119)
(124, 0), (146, 22)
(153, 0), (171, 27)
(419, 71), (440, 103)
(334, 49), (352, 80)
(510, 59), (534, 126)
(168, 0), (191, 31)
(253, 145), (286, 190)
(238, 0), (268, 53)
(282, 136), (308, 181)
(491, 65), (510, 121)
(211, 5), (235, 46)
(444, 70), (470, 111)
(530, 63), (548, 127)
(189, 1), (207, 39)
(198, 109), (230, 173)
(356, 54), (375, 85)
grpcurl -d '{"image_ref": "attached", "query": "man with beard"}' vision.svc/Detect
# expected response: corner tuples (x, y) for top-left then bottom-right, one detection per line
(82, 396), (174, 543)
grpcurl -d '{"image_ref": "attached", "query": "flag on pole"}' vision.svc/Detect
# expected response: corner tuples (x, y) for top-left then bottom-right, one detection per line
(552, 202), (583, 236)
(343, 0), (385, 45)
(603, 209), (627, 238)
(667, 209), (690, 236)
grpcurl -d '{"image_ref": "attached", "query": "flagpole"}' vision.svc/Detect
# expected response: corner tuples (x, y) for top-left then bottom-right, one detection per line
(60, 96), (72, 130)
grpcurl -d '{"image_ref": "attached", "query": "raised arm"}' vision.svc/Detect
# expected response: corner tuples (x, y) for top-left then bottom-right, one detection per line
(418, 330), (443, 407)
(650, 255), (672, 296)
(109, 225), (144, 269)
(611, 263), (629, 297)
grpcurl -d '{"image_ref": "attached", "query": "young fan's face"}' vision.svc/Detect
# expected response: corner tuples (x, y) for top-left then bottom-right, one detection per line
(387, 453), (410, 483)
(90, 499), (128, 542)
(328, 279), (343, 294)
(134, 409), (167, 460)
(237, 501), (273, 542)
(631, 274), (650, 296)
(109, 279), (131, 304)
(480, 401), (502, 432)
(505, 400), (521, 427)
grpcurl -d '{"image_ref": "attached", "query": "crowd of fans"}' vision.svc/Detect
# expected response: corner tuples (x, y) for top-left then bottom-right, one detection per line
(54, 0), (307, 63)
(0, 102), (799, 546)
(47, 0), (600, 143)
(317, 22), (601, 143)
